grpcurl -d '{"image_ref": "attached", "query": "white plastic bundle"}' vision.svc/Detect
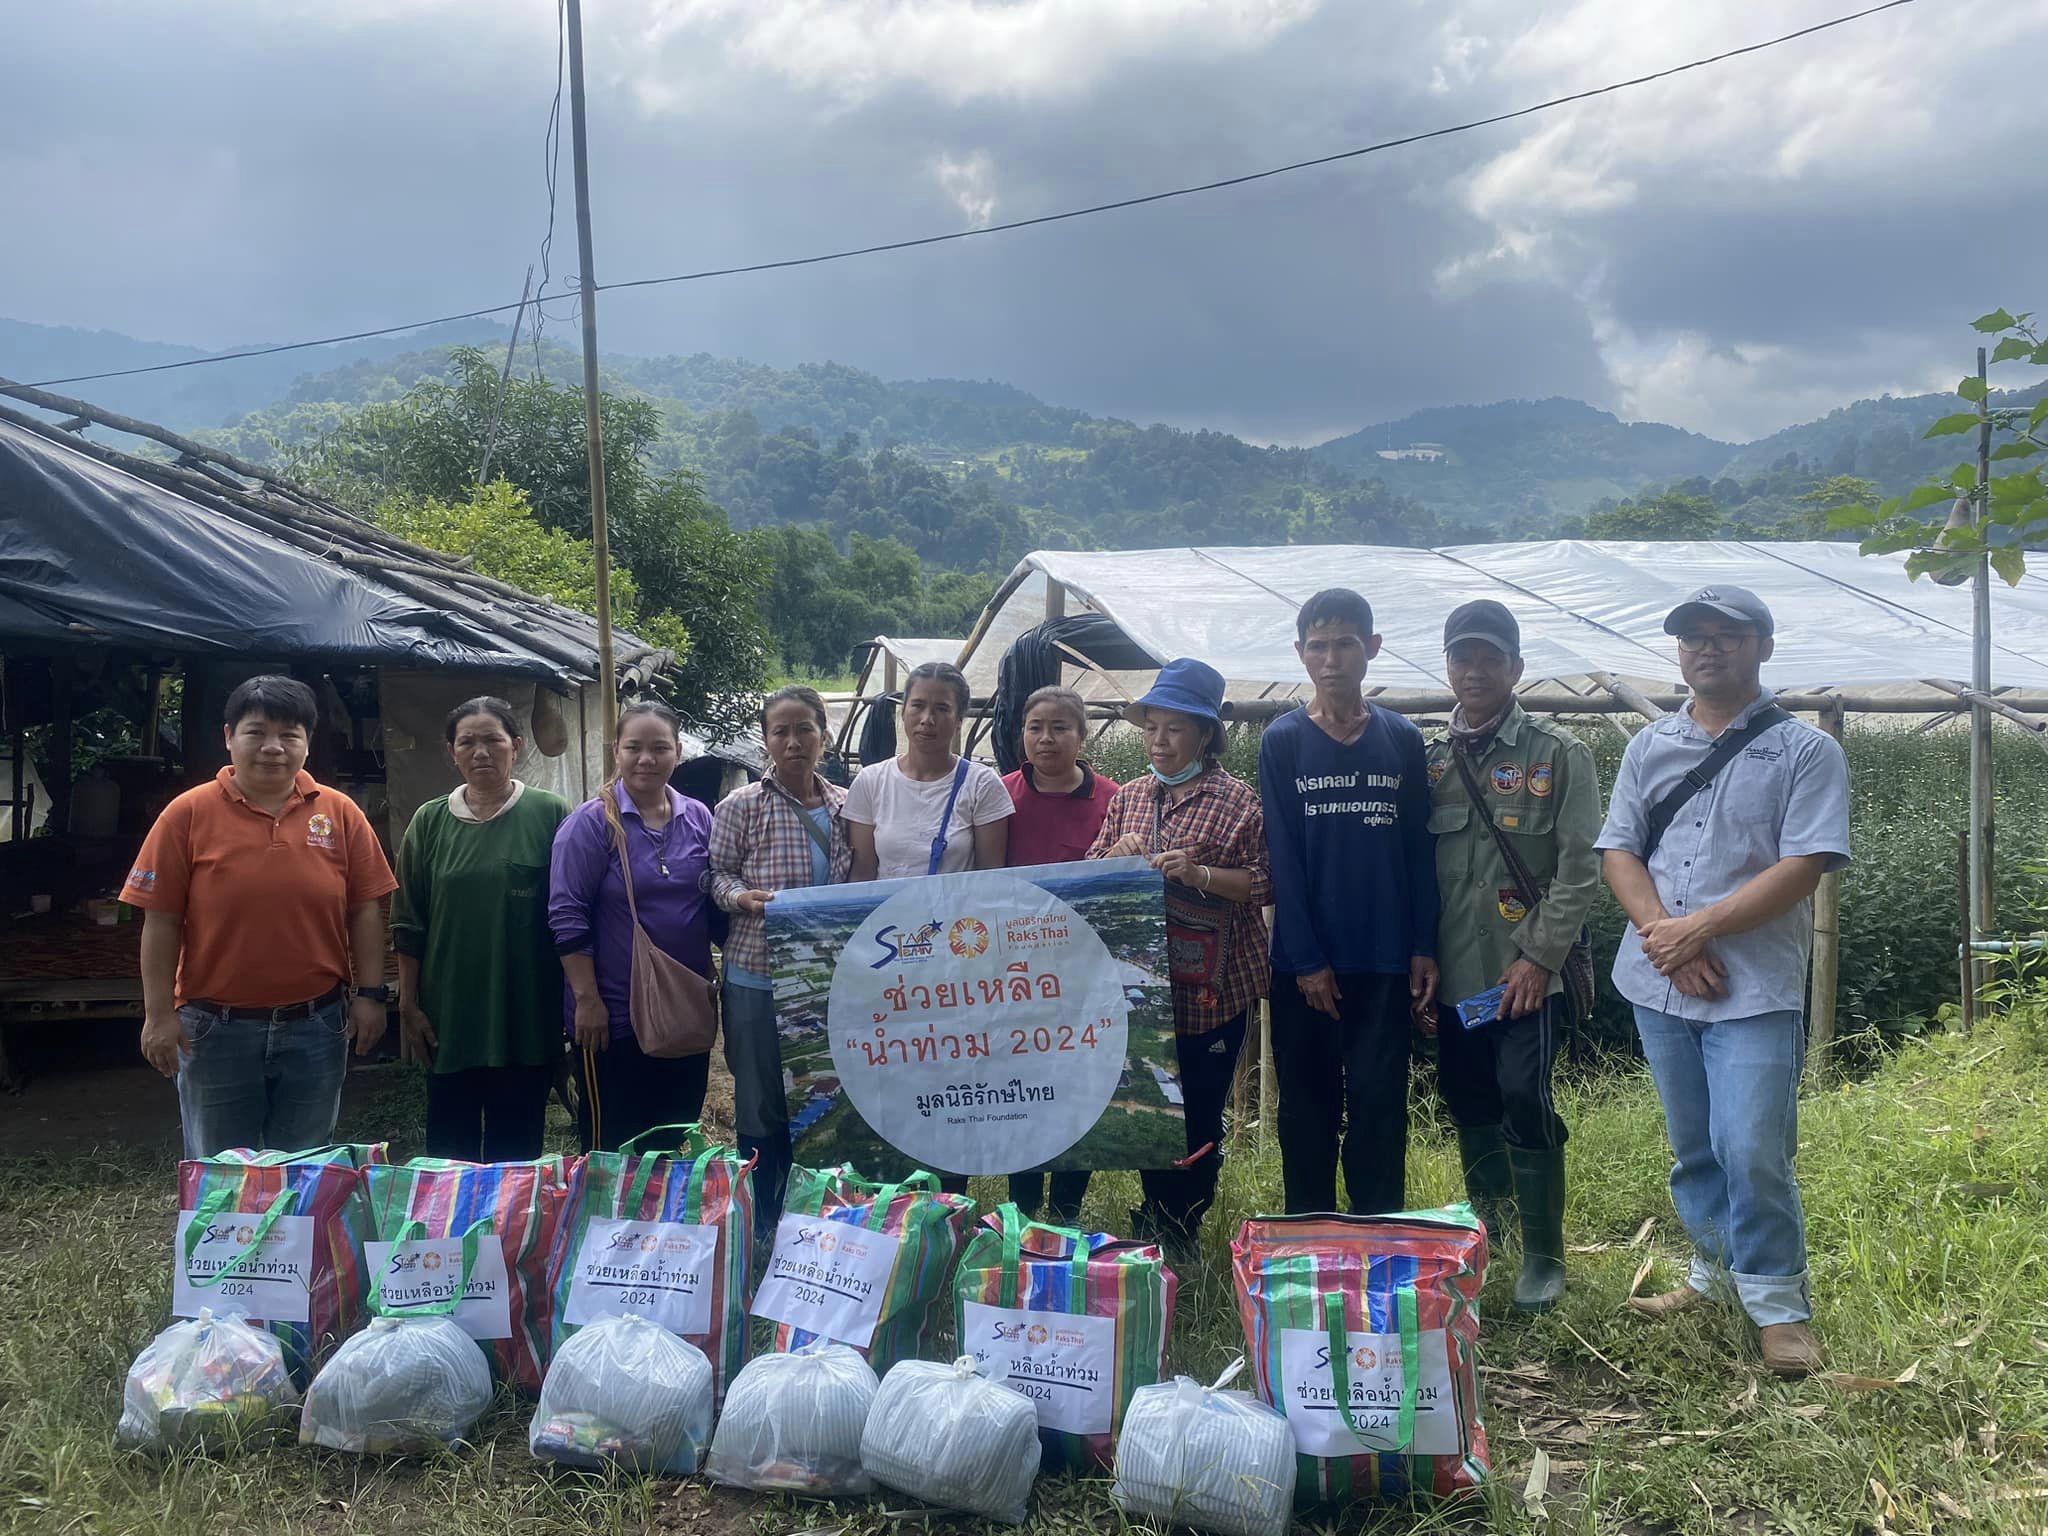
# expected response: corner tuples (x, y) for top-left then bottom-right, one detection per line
(528, 1313), (713, 1476)
(115, 1308), (299, 1452)
(1111, 1358), (1297, 1536)
(298, 1317), (493, 1455)
(705, 1343), (878, 1496)
(860, 1356), (1040, 1526)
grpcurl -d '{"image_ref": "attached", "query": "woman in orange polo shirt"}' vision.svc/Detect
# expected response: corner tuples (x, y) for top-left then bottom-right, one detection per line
(122, 675), (397, 1158)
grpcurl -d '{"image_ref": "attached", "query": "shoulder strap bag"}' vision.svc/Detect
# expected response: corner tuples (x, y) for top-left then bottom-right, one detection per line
(604, 793), (718, 1059)
(925, 758), (973, 877)
(1152, 777), (1235, 1011)
(1640, 705), (1792, 860)
(1451, 749), (1597, 1036)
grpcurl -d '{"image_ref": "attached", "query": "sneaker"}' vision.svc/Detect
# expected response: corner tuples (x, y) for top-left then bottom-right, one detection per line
(1760, 1321), (1824, 1378)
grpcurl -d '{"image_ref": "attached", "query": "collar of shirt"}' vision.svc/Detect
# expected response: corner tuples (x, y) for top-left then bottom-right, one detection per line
(760, 770), (842, 814)
(447, 778), (527, 822)
(1444, 701), (1526, 754)
(1020, 761), (1097, 800)
(611, 778), (684, 826)
(216, 766), (318, 809)
(1674, 686), (1776, 741)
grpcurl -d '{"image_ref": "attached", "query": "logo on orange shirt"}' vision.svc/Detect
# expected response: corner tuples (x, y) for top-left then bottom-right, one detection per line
(305, 812), (336, 850)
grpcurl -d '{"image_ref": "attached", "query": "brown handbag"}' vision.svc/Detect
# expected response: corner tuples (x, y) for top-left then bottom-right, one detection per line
(603, 790), (718, 1059)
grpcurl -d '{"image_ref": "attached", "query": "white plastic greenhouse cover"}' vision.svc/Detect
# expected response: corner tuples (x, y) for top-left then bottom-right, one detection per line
(957, 542), (2048, 695)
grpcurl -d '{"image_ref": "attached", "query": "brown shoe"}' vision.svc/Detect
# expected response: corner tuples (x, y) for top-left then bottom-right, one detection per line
(1760, 1322), (1823, 1378)
(1627, 1284), (1709, 1319)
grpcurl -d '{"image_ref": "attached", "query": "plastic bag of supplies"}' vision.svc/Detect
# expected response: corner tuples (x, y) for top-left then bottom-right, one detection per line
(298, 1317), (493, 1455)
(860, 1356), (1040, 1526)
(115, 1308), (299, 1453)
(528, 1313), (714, 1476)
(1110, 1356), (1297, 1536)
(704, 1342), (879, 1496)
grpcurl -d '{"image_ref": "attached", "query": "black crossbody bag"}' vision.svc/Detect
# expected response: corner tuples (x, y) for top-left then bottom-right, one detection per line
(1639, 706), (1792, 860)
(1451, 752), (1597, 1033)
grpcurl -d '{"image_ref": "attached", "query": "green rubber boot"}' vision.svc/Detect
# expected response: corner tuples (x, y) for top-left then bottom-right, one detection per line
(1508, 1145), (1568, 1313)
(1456, 1124), (1514, 1246)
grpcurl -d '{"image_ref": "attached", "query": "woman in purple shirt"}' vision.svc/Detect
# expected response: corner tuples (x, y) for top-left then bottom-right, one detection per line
(548, 701), (715, 1151)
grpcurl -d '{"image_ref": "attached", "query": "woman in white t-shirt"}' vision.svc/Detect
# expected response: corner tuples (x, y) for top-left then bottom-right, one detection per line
(845, 661), (1012, 880)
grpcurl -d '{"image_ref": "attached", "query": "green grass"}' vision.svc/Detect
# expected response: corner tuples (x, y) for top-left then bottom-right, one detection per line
(4, 1013), (2047, 1533)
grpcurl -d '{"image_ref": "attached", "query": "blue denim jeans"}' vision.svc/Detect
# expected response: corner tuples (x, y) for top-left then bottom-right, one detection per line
(175, 997), (350, 1159)
(1634, 1005), (1811, 1326)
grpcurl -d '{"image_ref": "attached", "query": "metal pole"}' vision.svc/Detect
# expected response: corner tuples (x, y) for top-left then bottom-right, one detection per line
(1968, 346), (1994, 1008)
(564, 0), (618, 740)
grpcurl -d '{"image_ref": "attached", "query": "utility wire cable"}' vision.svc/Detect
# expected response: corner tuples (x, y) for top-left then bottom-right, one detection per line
(17, 0), (1917, 392)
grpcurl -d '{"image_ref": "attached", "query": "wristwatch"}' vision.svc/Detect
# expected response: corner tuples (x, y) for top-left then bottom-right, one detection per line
(355, 984), (393, 1003)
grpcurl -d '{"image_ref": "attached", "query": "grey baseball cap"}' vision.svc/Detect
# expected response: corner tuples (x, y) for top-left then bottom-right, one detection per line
(1664, 584), (1774, 638)
(1443, 599), (1521, 657)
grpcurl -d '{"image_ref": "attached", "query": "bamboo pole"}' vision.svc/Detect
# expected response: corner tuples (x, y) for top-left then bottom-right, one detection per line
(1806, 697), (1845, 1080)
(1968, 345), (1996, 1011)
(1586, 671), (1672, 725)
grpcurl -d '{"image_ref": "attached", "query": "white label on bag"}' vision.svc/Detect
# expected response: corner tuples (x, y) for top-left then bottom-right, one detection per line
(961, 1300), (1117, 1435)
(562, 1217), (718, 1336)
(749, 1213), (902, 1348)
(1276, 1325), (1458, 1457)
(172, 1210), (314, 1323)
(364, 1237), (513, 1341)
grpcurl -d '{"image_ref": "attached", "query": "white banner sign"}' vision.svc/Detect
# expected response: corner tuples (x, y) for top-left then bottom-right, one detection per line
(749, 1213), (902, 1348)
(960, 1300), (1117, 1435)
(1276, 1325), (1457, 1458)
(172, 1209), (314, 1324)
(364, 1237), (513, 1341)
(562, 1218), (718, 1337)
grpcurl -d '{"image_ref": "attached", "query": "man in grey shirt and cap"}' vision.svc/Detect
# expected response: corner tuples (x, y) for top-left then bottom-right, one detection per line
(1596, 585), (1850, 1377)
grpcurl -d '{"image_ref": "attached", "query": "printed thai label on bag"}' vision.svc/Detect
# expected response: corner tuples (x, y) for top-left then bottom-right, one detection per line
(1276, 1325), (1458, 1457)
(961, 1300), (1116, 1434)
(172, 1210), (314, 1323)
(750, 1213), (903, 1347)
(562, 1217), (717, 1337)
(365, 1237), (513, 1341)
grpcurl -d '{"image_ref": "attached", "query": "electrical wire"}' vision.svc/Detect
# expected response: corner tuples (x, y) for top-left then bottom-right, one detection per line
(15, 0), (1918, 393)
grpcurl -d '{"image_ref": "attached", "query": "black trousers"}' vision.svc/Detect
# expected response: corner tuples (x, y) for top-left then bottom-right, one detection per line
(1270, 973), (1410, 1215)
(1009, 1170), (1092, 1223)
(1435, 997), (1568, 1152)
(1138, 1011), (1248, 1232)
(424, 1064), (555, 1163)
(577, 1035), (709, 1153)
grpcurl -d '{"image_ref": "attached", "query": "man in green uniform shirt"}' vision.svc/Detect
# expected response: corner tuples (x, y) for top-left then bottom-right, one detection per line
(1425, 601), (1602, 1312)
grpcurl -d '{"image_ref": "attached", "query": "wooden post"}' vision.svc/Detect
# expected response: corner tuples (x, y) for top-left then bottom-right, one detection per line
(1806, 697), (1844, 1080)
(564, 0), (617, 738)
(1958, 827), (1975, 1034)
(1045, 581), (1067, 622)
(1967, 344), (1995, 1010)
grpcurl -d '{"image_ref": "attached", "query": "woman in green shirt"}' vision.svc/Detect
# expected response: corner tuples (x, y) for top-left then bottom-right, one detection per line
(393, 696), (571, 1161)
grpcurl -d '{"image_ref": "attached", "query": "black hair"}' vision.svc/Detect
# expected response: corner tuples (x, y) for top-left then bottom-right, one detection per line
(223, 675), (317, 733)
(903, 661), (971, 716)
(1296, 588), (1375, 642)
(615, 698), (683, 742)
(1022, 685), (1088, 732)
(762, 684), (829, 733)
(444, 695), (520, 745)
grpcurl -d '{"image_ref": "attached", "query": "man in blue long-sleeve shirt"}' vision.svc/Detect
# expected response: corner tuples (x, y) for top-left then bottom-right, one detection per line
(1259, 588), (1438, 1214)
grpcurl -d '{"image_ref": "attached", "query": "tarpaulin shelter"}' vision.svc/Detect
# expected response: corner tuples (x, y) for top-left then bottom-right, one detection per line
(0, 378), (682, 1081)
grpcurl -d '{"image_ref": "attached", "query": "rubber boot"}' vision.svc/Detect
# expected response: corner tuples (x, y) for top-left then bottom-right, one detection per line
(1456, 1124), (1514, 1246)
(1508, 1145), (1568, 1313)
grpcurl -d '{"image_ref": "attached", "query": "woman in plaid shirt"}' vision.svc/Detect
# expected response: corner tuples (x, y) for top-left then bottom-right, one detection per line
(1088, 658), (1271, 1251)
(707, 686), (853, 1240)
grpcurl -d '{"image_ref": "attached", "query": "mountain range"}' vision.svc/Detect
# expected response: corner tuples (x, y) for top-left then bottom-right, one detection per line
(4, 315), (2036, 545)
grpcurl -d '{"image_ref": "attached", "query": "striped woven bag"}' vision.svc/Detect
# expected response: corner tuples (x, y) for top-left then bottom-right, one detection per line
(1231, 1205), (1490, 1505)
(548, 1123), (754, 1406)
(362, 1156), (570, 1394)
(754, 1164), (974, 1377)
(173, 1144), (385, 1386)
(952, 1202), (1178, 1471)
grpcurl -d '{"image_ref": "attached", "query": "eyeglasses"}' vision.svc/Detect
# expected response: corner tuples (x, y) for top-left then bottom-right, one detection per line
(1675, 631), (1756, 655)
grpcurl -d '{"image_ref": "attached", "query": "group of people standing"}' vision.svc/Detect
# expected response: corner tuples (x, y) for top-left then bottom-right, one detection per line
(126, 573), (1847, 1378)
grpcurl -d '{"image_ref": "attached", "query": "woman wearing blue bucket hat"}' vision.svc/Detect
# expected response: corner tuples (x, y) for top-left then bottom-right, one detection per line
(1087, 657), (1271, 1251)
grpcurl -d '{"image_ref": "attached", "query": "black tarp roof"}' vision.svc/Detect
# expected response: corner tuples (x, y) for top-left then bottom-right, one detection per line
(0, 398), (666, 687)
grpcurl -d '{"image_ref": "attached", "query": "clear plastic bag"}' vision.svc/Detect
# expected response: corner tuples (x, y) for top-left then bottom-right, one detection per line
(298, 1317), (493, 1455)
(1111, 1358), (1297, 1536)
(860, 1356), (1040, 1526)
(528, 1313), (714, 1476)
(115, 1308), (299, 1452)
(704, 1342), (878, 1496)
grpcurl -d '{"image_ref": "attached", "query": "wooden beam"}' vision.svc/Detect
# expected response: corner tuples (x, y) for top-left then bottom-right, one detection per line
(1806, 696), (1844, 1081)
(1921, 677), (2048, 743)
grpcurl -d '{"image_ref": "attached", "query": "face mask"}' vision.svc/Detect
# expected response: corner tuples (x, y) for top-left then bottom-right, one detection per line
(1149, 757), (1206, 788)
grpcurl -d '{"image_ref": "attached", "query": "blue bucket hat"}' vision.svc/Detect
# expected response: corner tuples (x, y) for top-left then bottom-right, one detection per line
(1127, 657), (1227, 728)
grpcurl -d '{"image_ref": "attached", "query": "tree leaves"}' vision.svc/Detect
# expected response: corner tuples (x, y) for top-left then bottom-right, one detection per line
(1991, 336), (2035, 365)
(1972, 309), (2018, 333)
(1991, 545), (2026, 586)
(1957, 376), (1989, 404)
(1924, 413), (1980, 438)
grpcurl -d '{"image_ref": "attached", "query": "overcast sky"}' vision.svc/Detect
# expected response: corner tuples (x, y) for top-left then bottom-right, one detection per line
(5, 0), (2046, 445)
